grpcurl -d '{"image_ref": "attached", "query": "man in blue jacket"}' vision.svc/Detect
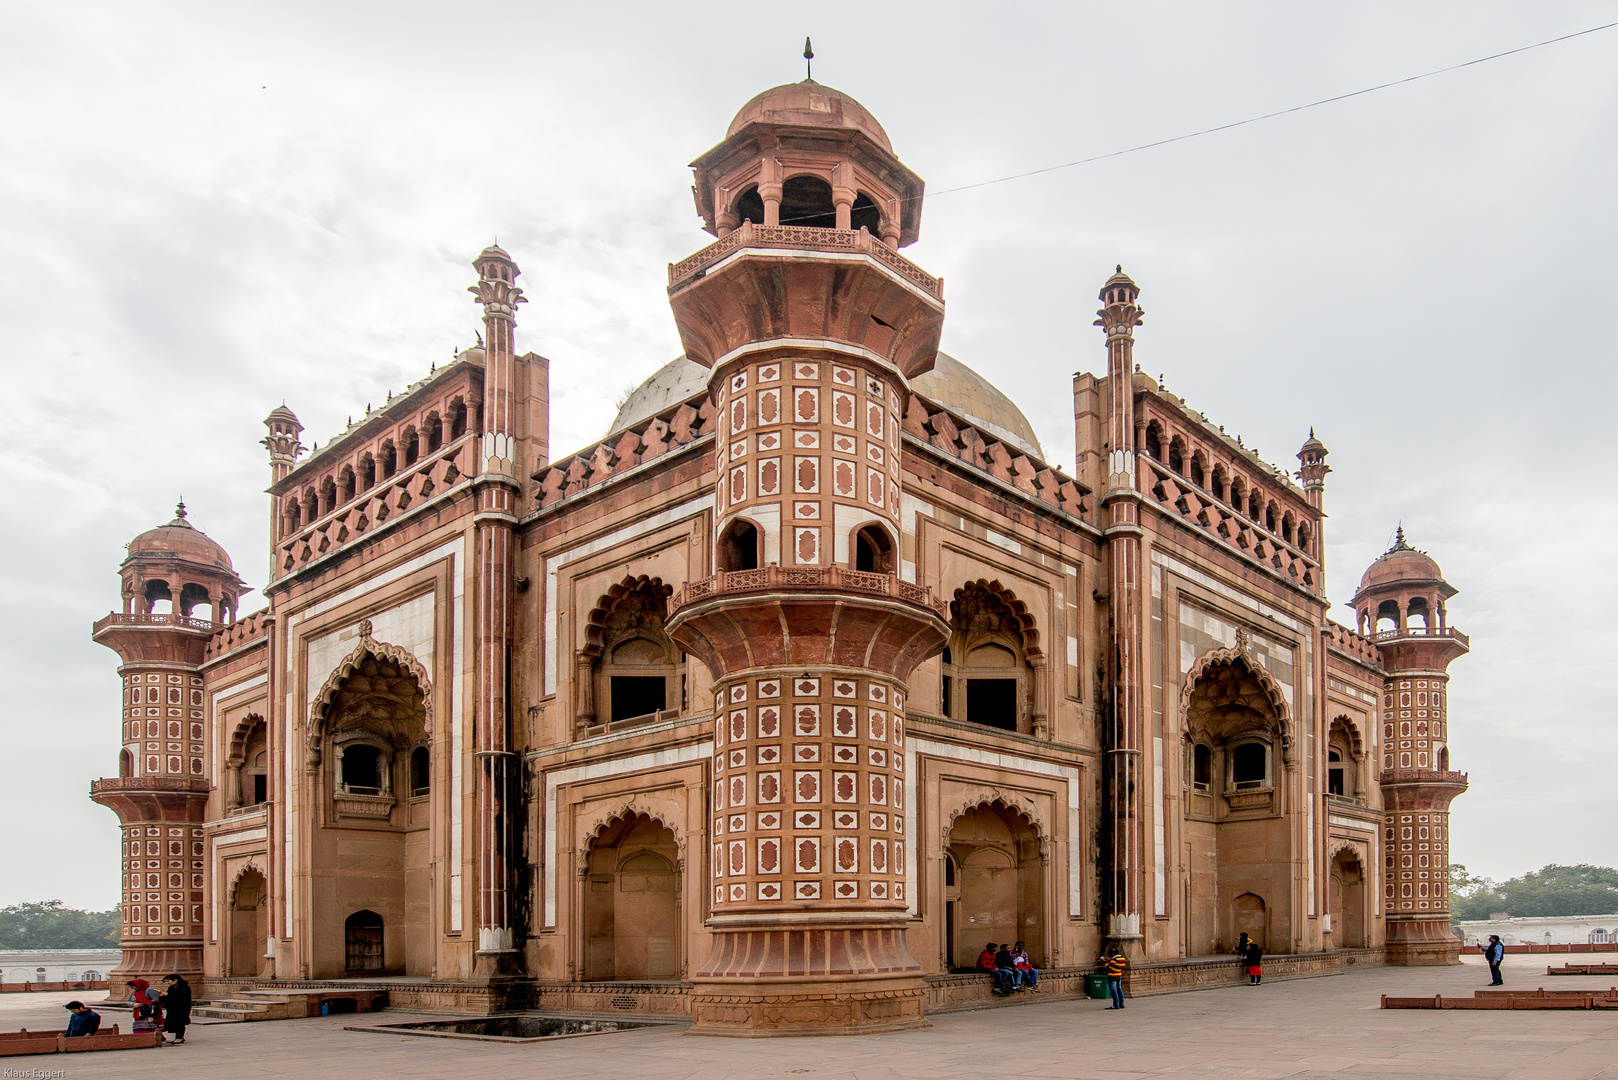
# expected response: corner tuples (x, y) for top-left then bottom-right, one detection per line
(63, 1001), (101, 1036)
(1481, 935), (1505, 985)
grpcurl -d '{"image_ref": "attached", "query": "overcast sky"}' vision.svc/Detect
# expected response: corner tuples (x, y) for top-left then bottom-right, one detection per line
(3, 2), (1614, 909)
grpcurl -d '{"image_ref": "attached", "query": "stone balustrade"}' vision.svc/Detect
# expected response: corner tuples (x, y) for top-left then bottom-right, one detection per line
(668, 222), (943, 299)
(91, 611), (217, 636)
(1372, 625), (1469, 646)
(670, 565), (948, 621)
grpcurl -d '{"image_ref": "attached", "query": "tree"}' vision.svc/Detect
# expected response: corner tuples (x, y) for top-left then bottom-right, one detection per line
(1450, 865), (1618, 923)
(0, 901), (120, 949)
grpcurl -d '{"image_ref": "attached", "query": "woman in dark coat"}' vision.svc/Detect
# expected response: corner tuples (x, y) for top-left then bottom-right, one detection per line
(159, 974), (192, 1044)
(1245, 941), (1264, 985)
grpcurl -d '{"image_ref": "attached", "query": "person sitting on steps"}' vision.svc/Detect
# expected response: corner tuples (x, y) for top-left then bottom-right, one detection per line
(995, 943), (1026, 992)
(1011, 940), (1040, 991)
(977, 941), (1015, 996)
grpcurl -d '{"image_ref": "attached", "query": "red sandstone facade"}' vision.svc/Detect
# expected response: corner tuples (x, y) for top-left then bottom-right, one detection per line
(90, 79), (1469, 1031)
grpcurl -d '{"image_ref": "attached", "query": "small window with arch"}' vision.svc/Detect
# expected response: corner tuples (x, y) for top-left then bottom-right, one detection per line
(718, 519), (760, 572)
(852, 523), (894, 574)
(410, 746), (430, 798)
(1190, 743), (1212, 792)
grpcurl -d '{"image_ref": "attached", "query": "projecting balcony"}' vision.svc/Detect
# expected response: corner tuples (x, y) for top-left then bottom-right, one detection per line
(91, 776), (211, 796)
(1371, 625), (1470, 647)
(669, 565), (948, 621)
(667, 221), (943, 299)
(92, 611), (218, 636)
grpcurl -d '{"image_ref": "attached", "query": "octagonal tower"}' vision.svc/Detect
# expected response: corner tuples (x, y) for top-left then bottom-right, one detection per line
(665, 80), (950, 1036)
(91, 504), (245, 989)
(1353, 528), (1469, 964)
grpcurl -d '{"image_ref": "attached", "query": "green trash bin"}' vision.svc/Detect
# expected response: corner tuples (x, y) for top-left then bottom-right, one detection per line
(1086, 973), (1109, 999)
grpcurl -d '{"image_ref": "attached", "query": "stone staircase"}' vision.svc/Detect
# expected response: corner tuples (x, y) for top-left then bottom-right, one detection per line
(191, 990), (292, 1021)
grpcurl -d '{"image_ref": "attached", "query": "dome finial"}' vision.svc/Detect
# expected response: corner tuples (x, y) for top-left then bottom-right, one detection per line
(175, 497), (186, 521)
(803, 36), (814, 82)
(1388, 523), (1412, 553)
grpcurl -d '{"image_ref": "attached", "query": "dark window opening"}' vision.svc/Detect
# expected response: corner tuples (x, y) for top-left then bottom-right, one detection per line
(1231, 743), (1268, 789)
(1144, 425), (1162, 460)
(449, 399), (468, 440)
(735, 186), (764, 225)
(426, 414), (443, 453)
(340, 745), (382, 794)
(1328, 768), (1344, 796)
(339, 467), (356, 503)
(965, 679), (1018, 731)
(1190, 457), (1205, 489)
(410, 746), (429, 798)
(344, 910), (385, 974)
(1437, 746), (1449, 771)
(611, 676), (667, 723)
(943, 853), (956, 887)
(718, 521), (760, 571)
(851, 192), (881, 234)
(854, 525), (893, 573)
(119, 749), (133, 777)
(1168, 440), (1184, 474)
(402, 428), (419, 467)
(253, 773), (268, 804)
(780, 175), (836, 228)
(1192, 744), (1212, 791)
(380, 442), (397, 478)
(359, 454), (376, 491)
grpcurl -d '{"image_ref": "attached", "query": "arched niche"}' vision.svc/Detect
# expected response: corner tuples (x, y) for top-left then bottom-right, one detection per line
(581, 812), (681, 980)
(941, 580), (1046, 737)
(943, 802), (1045, 971)
(576, 576), (679, 735)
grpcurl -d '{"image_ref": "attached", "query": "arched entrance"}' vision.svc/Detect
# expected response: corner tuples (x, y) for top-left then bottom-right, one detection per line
(344, 910), (385, 973)
(945, 803), (1044, 970)
(1180, 649), (1291, 956)
(1330, 849), (1368, 948)
(309, 630), (434, 978)
(229, 869), (268, 978)
(582, 813), (680, 980)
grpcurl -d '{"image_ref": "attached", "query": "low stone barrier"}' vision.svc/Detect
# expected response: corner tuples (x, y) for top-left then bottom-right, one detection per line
(1549, 963), (1618, 976)
(1383, 988), (1618, 1010)
(0, 1024), (158, 1057)
(0, 980), (110, 994)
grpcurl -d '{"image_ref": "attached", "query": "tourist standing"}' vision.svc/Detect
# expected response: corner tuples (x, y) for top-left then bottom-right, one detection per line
(1245, 941), (1263, 985)
(62, 1001), (101, 1037)
(1482, 935), (1505, 986)
(1103, 948), (1127, 1009)
(159, 973), (193, 1045)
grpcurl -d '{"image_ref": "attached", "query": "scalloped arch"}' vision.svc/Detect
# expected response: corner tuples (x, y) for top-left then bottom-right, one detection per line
(226, 861), (267, 909)
(941, 788), (1049, 848)
(307, 625), (435, 752)
(951, 579), (1041, 657)
(226, 712), (265, 766)
(580, 801), (687, 862)
(1179, 644), (1291, 730)
(1328, 837), (1366, 863)
(1328, 715), (1366, 762)
(582, 575), (674, 659)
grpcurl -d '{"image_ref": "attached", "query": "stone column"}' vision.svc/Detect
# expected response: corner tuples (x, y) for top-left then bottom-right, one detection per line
(469, 246), (526, 973)
(1096, 267), (1146, 951)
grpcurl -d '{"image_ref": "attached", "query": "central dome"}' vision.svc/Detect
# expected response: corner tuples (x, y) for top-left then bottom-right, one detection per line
(608, 353), (1043, 460)
(727, 81), (892, 152)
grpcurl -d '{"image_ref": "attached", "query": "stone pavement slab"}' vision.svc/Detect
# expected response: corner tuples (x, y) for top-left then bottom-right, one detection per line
(2, 955), (1614, 1079)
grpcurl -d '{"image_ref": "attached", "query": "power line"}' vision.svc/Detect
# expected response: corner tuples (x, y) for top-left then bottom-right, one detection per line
(927, 19), (1618, 199)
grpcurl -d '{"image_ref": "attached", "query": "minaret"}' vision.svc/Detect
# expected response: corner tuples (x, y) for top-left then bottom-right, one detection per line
(664, 79), (949, 1035)
(91, 505), (246, 992)
(1094, 267), (1145, 950)
(1351, 530), (1469, 964)
(262, 405), (304, 576)
(468, 245), (524, 970)
(1296, 429), (1330, 510)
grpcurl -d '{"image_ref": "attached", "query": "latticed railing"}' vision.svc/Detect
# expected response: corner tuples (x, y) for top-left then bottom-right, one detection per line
(667, 221), (943, 299)
(1372, 625), (1469, 646)
(1142, 459), (1321, 591)
(669, 565), (948, 620)
(92, 612), (217, 635)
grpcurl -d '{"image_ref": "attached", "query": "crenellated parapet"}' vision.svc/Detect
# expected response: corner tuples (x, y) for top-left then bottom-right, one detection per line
(531, 394), (718, 510)
(204, 608), (269, 661)
(902, 397), (1089, 519)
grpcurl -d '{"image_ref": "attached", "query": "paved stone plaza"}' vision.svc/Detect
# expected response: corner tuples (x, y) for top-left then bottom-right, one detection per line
(4, 955), (1616, 1079)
